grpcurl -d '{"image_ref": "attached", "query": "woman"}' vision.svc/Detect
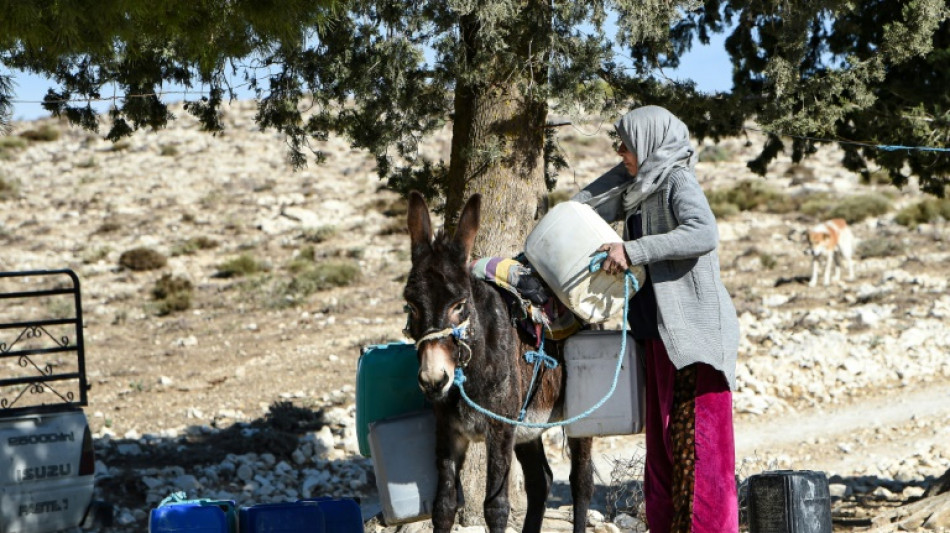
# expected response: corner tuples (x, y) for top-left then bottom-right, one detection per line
(572, 105), (740, 533)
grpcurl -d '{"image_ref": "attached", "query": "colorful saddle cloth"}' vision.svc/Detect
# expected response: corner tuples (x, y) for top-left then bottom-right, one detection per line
(470, 257), (580, 346)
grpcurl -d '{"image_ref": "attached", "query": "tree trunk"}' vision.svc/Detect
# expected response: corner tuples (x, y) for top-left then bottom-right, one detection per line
(445, 7), (550, 526)
(443, 34), (548, 258)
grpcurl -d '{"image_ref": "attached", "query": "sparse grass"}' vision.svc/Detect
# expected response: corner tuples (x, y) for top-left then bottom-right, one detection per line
(160, 145), (179, 157)
(800, 192), (892, 224)
(94, 220), (123, 235)
(239, 259), (361, 308)
(759, 252), (777, 270)
(151, 274), (193, 315)
(798, 193), (836, 219)
(705, 180), (797, 218)
(0, 175), (20, 201)
(215, 253), (268, 278)
(19, 124), (60, 142)
(119, 247), (168, 271)
(827, 193), (892, 223)
(110, 140), (132, 152)
(894, 197), (950, 227)
(0, 135), (28, 159)
(380, 197), (409, 218)
(857, 237), (905, 259)
(290, 260), (361, 294)
(697, 145), (733, 164)
(302, 225), (338, 243)
(378, 219), (408, 235)
(287, 245), (317, 273)
(81, 246), (112, 264)
(171, 236), (219, 256)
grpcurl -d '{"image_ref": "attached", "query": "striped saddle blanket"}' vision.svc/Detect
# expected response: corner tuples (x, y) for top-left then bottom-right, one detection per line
(470, 256), (580, 347)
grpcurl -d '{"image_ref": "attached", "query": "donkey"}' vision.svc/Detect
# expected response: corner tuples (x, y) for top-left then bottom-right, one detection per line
(403, 191), (593, 533)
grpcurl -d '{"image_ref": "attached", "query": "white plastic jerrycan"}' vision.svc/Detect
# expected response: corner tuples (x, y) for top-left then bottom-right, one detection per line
(525, 201), (645, 324)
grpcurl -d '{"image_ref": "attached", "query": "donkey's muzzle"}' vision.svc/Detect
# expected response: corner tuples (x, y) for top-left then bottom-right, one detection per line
(418, 369), (452, 399)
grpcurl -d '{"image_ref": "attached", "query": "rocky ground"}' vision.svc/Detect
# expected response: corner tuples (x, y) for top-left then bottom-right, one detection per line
(1, 101), (949, 532)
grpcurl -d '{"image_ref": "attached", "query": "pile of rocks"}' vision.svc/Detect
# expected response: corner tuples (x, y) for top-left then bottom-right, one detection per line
(93, 391), (378, 528)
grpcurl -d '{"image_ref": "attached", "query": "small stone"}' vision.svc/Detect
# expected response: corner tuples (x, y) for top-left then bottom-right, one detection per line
(829, 483), (851, 499)
(872, 486), (895, 500)
(236, 464), (254, 482)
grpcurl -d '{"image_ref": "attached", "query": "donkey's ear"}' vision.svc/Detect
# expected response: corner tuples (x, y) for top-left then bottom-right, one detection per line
(407, 191), (433, 254)
(455, 194), (481, 262)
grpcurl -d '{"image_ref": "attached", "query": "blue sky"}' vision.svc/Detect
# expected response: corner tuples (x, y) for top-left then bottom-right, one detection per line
(5, 35), (732, 122)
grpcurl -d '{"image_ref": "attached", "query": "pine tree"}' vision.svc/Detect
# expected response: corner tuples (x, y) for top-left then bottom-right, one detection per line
(2, 0), (948, 250)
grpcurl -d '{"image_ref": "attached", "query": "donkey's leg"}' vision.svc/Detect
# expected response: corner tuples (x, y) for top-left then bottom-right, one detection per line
(484, 425), (516, 533)
(568, 436), (594, 533)
(433, 433), (469, 533)
(514, 437), (553, 533)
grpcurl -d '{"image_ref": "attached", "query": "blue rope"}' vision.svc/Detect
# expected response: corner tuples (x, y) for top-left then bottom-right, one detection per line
(454, 254), (637, 429)
(742, 126), (950, 153)
(589, 251), (640, 292)
(517, 338), (559, 421)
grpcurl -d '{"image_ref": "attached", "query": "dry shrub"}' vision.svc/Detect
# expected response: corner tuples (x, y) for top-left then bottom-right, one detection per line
(698, 145), (733, 163)
(378, 219), (408, 235)
(800, 192), (892, 223)
(110, 140), (132, 152)
(827, 193), (892, 223)
(380, 197), (409, 218)
(706, 180), (796, 218)
(215, 253), (267, 278)
(19, 124), (60, 142)
(603, 452), (646, 528)
(151, 274), (193, 315)
(119, 247), (167, 271)
(94, 220), (123, 235)
(288, 260), (361, 295)
(171, 236), (219, 256)
(858, 237), (905, 259)
(895, 197), (950, 227)
(302, 225), (338, 243)
(0, 136), (28, 159)
(0, 175), (20, 201)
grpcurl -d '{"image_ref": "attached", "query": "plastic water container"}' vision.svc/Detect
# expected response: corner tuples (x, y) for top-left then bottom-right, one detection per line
(525, 201), (645, 324)
(149, 499), (235, 533)
(297, 498), (362, 533)
(748, 470), (832, 533)
(563, 330), (645, 438)
(238, 501), (325, 533)
(356, 342), (428, 457)
(368, 409), (438, 525)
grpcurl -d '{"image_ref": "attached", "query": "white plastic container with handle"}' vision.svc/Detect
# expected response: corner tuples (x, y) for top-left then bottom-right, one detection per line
(525, 201), (645, 324)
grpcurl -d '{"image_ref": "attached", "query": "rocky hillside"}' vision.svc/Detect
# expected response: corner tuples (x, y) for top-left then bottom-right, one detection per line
(1, 101), (949, 532)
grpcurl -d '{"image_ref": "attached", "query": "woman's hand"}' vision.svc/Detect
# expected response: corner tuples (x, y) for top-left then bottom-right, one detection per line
(596, 242), (630, 275)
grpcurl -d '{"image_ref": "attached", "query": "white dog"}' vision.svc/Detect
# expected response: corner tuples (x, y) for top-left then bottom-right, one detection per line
(806, 218), (856, 287)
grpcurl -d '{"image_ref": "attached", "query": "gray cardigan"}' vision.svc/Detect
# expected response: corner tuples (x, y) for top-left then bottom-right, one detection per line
(573, 163), (740, 390)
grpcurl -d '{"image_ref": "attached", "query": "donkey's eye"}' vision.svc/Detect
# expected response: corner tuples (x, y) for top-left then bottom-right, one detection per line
(405, 302), (419, 317)
(449, 299), (467, 316)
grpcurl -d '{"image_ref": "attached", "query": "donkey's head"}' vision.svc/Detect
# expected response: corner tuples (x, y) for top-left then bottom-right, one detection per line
(403, 191), (481, 401)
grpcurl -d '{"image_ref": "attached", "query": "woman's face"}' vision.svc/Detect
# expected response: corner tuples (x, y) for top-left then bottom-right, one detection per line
(617, 140), (639, 177)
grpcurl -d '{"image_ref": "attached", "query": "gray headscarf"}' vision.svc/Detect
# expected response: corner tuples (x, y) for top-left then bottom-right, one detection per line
(615, 106), (696, 212)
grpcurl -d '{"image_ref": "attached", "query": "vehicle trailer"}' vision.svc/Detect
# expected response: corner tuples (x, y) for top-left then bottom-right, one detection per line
(0, 270), (111, 532)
